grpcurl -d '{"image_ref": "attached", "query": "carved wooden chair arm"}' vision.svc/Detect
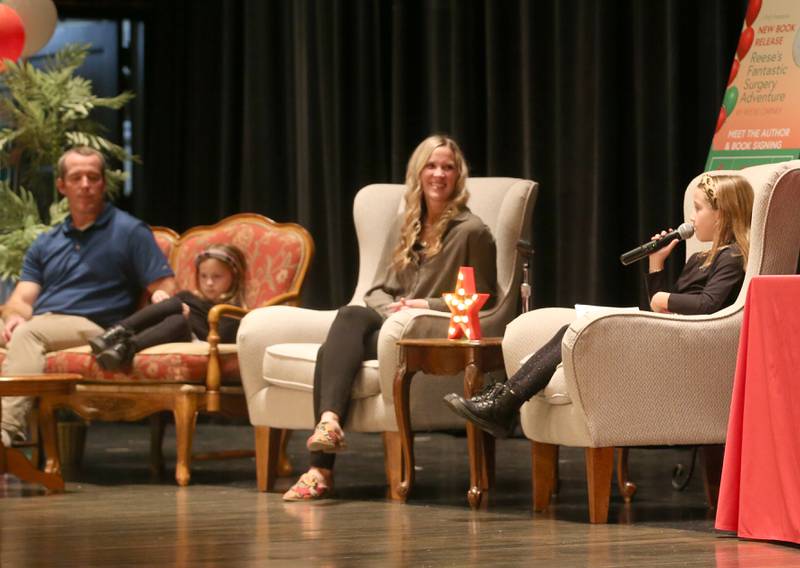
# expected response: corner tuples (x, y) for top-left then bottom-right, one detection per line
(205, 292), (303, 393)
(205, 303), (247, 394)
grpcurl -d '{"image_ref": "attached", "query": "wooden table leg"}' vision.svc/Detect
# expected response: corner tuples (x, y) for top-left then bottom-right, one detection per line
(5, 447), (65, 492)
(392, 362), (414, 502)
(464, 362), (488, 508)
(38, 397), (62, 477)
(1, 397), (65, 492)
(481, 433), (495, 490)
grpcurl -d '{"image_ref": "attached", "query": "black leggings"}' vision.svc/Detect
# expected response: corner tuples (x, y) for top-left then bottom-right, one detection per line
(310, 305), (383, 470)
(506, 324), (570, 400)
(118, 296), (192, 352)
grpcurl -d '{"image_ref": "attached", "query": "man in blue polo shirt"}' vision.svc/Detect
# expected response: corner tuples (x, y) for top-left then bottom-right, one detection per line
(0, 146), (176, 447)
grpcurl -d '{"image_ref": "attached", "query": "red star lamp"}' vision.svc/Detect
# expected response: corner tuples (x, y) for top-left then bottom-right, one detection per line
(443, 266), (490, 340)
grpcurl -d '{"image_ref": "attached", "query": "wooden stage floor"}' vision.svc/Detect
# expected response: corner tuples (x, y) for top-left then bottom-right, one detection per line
(1, 422), (798, 567)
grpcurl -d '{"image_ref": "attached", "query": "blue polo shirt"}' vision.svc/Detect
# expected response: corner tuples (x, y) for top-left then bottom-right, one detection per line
(20, 204), (174, 328)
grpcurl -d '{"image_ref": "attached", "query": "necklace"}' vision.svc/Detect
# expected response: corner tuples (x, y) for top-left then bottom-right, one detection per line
(419, 222), (435, 248)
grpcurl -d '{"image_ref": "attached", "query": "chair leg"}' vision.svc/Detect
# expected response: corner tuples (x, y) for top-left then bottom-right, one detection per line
(277, 429), (293, 477)
(616, 447), (637, 503)
(28, 405), (41, 468)
(254, 426), (284, 492)
(585, 447), (615, 523)
(173, 395), (198, 487)
(531, 441), (558, 512)
(37, 398), (61, 477)
(149, 413), (167, 478)
(383, 431), (405, 501)
(700, 444), (725, 510)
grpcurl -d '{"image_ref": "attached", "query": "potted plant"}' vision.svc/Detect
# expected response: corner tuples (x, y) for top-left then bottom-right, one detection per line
(0, 44), (136, 466)
(0, 43), (135, 282)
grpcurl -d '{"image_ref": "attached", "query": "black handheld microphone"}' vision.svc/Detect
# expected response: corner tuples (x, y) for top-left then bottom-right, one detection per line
(620, 222), (694, 266)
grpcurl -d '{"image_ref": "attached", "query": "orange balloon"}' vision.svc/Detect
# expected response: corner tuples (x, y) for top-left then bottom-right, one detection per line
(0, 4), (25, 71)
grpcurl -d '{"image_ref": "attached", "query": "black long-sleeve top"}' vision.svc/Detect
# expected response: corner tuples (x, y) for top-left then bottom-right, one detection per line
(645, 245), (745, 315)
(178, 290), (240, 343)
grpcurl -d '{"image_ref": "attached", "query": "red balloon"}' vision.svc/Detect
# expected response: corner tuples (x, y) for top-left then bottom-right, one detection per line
(737, 26), (754, 61)
(0, 4), (25, 71)
(745, 0), (762, 27)
(716, 107), (727, 134)
(728, 58), (740, 86)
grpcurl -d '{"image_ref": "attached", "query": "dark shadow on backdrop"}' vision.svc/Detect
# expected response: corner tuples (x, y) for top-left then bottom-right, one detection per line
(56, 0), (748, 310)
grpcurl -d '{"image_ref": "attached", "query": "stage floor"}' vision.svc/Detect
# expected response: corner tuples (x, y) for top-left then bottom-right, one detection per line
(1, 421), (798, 567)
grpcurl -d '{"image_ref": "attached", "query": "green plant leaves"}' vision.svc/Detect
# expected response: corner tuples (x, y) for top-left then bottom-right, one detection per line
(0, 181), (40, 228)
(0, 43), (136, 278)
(0, 182), (48, 280)
(48, 196), (69, 226)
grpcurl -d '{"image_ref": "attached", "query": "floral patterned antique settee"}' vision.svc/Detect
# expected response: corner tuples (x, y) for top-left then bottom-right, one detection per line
(21, 213), (313, 486)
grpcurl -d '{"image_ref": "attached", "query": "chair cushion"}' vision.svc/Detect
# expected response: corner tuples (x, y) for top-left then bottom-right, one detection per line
(264, 343), (381, 400)
(519, 354), (572, 406)
(45, 344), (241, 384)
(0, 347), (5, 368)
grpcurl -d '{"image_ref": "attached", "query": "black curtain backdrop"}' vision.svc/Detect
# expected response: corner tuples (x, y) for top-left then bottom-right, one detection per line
(132, 0), (747, 310)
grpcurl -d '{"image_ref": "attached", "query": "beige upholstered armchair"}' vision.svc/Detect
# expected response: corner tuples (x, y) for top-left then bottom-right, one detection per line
(502, 161), (800, 523)
(238, 177), (537, 495)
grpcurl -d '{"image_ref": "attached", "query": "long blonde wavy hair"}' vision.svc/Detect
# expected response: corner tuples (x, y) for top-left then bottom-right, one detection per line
(698, 174), (754, 269)
(391, 135), (470, 272)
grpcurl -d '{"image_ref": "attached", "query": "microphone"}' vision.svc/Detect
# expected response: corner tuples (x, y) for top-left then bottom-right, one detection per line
(516, 239), (534, 257)
(620, 222), (694, 266)
(517, 239), (534, 313)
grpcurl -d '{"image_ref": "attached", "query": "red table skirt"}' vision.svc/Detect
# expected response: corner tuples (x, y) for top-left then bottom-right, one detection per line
(716, 275), (800, 544)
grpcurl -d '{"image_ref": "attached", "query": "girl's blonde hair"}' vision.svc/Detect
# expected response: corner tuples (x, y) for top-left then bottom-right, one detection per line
(392, 135), (469, 272)
(195, 244), (247, 306)
(698, 174), (754, 269)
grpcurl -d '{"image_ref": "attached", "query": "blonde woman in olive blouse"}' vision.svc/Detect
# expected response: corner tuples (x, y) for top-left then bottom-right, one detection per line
(284, 135), (497, 501)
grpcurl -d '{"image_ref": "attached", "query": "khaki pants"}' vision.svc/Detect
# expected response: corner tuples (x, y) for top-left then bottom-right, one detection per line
(0, 314), (103, 441)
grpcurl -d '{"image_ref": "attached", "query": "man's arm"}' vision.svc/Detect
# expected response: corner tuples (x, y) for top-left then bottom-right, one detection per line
(2, 281), (42, 342)
(147, 276), (178, 303)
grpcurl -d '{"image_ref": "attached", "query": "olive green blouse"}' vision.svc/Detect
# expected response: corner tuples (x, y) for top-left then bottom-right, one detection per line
(364, 209), (497, 319)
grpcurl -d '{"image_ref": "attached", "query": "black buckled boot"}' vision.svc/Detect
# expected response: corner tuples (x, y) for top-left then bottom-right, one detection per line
(89, 325), (131, 354)
(443, 382), (524, 438)
(96, 340), (134, 371)
(470, 381), (505, 403)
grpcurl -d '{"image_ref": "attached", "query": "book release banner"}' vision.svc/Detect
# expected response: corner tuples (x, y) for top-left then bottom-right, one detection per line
(706, 0), (800, 170)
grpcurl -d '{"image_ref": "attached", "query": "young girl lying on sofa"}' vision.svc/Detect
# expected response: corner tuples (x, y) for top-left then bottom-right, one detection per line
(89, 244), (247, 370)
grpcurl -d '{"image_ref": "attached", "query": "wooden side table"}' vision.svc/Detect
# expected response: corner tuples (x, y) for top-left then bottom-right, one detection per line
(0, 374), (81, 493)
(393, 337), (504, 508)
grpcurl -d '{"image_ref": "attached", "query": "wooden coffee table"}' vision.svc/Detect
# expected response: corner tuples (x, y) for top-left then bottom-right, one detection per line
(0, 374), (81, 492)
(393, 337), (504, 508)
